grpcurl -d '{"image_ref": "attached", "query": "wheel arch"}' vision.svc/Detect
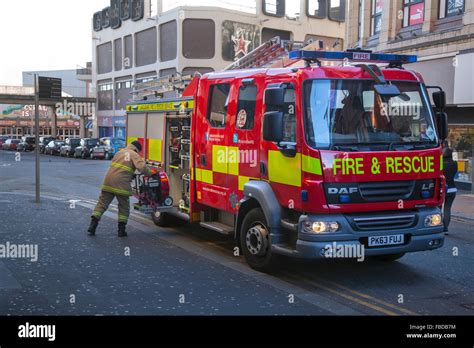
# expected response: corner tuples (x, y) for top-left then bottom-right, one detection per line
(235, 181), (282, 247)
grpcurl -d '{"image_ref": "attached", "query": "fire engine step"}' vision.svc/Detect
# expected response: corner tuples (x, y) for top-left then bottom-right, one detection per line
(200, 222), (234, 235)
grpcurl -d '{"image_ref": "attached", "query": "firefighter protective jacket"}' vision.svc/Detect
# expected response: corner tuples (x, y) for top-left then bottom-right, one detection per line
(101, 144), (152, 197)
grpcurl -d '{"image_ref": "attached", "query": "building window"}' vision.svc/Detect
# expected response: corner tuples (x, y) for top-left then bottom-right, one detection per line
(439, 0), (465, 18)
(263, 0), (285, 17)
(207, 84), (231, 128)
(182, 19), (215, 59)
(97, 42), (113, 75)
(329, 0), (345, 22)
(307, 0), (327, 18)
(371, 0), (382, 35)
(160, 20), (177, 62)
(403, 0), (425, 27)
(236, 85), (257, 130)
(114, 39), (122, 71)
(124, 35), (133, 69)
(135, 27), (157, 67)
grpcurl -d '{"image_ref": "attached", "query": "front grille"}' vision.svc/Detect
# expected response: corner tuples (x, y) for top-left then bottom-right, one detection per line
(359, 181), (415, 202)
(352, 214), (416, 231)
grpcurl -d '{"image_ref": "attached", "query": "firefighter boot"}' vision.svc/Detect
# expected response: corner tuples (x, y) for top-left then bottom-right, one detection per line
(118, 222), (128, 238)
(88, 217), (99, 236)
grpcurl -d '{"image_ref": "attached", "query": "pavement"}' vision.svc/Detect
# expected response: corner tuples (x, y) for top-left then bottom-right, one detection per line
(452, 191), (474, 222)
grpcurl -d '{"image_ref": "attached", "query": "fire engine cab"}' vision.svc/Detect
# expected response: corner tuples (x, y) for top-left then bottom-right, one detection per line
(126, 48), (449, 272)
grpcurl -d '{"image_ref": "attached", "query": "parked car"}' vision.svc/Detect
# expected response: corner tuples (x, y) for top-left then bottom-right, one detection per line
(2, 139), (21, 151)
(92, 138), (126, 160)
(17, 136), (36, 152)
(44, 140), (65, 156)
(0, 136), (10, 146)
(39, 137), (56, 154)
(60, 138), (81, 158)
(74, 138), (100, 159)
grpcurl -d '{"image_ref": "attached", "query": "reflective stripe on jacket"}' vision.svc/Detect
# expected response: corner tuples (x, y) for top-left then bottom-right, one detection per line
(101, 144), (152, 196)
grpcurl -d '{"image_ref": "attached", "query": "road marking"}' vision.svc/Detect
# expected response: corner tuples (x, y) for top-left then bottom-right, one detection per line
(284, 273), (400, 316)
(310, 276), (418, 316)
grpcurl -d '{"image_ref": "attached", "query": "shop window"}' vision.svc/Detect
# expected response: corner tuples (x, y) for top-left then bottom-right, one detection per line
(439, 0), (464, 18)
(403, 0), (425, 27)
(448, 125), (473, 184)
(236, 85), (257, 130)
(329, 0), (345, 22)
(371, 0), (383, 35)
(207, 84), (231, 128)
(307, 0), (327, 18)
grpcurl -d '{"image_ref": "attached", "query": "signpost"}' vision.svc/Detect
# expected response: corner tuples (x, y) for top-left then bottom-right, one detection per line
(34, 75), (62, 203)
(34, 75), (40, 203)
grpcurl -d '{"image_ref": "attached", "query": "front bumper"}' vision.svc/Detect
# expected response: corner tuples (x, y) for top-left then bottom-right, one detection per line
(272, 207), (445, 259)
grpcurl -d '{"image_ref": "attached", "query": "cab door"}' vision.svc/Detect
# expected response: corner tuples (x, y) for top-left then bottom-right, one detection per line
(195, 79), (234, 211)
(227, 78), (262, 211)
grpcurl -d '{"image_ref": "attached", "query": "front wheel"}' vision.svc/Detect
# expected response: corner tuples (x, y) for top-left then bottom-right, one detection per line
(152, 210), (170, 227)
(240, 208), (279, 273)
(372, 253), (406, 262)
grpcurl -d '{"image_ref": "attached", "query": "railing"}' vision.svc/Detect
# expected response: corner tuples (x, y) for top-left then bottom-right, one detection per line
(76, 68), (92, 76)
(0, 86), (34, 96)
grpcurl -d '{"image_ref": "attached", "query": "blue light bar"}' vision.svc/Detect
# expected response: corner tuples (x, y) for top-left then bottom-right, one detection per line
(289, 50), (418, 64)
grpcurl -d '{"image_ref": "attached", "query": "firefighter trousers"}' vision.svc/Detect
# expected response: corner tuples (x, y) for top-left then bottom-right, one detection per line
(92, 191), (130, 224)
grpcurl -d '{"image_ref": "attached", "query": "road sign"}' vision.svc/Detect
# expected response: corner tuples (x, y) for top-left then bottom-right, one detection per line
(38, 77), (62, 100)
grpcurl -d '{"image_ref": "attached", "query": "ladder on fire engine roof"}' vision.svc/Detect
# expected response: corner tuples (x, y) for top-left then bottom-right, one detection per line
(224, 36), (324, 71)
(130, 73), (194, 101)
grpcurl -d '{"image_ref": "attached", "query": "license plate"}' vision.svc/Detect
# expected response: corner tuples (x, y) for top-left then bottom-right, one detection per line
(368, 234), (404, 247)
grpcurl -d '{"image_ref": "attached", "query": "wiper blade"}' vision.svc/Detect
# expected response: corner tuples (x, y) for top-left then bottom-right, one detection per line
(388, 141), (437, 151)
(330, 142), (389, 151)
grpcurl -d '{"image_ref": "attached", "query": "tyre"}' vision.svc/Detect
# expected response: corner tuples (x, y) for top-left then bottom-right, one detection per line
(240, 208), (279, 273)
(372, 253), (406, 262)
(152, 210), (170, 227)
(81, 151), (86, 160)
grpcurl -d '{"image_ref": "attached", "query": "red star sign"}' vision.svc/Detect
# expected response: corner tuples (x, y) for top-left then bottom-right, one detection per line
(232, 35), (251, 57)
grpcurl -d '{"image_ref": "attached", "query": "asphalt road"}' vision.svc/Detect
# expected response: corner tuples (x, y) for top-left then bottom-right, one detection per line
(0, 150), (473, 315)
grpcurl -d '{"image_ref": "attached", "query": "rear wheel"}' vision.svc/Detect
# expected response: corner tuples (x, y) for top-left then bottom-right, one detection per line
(152, 210), (170, 227)
(372, 253), (406, 262)
(240, 208), (279, 273)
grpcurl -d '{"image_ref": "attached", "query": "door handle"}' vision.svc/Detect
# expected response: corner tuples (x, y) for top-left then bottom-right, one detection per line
(201, 154), (207, 167)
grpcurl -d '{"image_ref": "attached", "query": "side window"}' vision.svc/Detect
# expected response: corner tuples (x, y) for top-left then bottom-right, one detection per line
(283, 88), (297, 143)
(207, 84), (231, 128)
(236, 85), (257, 130)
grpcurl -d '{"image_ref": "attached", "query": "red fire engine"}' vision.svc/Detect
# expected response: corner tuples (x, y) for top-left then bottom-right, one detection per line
(126, 48), (448, 272)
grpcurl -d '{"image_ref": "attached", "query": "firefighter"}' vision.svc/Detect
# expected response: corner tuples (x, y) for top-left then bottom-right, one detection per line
(87, 141), (156, 237)
(442, 144), (458, 234)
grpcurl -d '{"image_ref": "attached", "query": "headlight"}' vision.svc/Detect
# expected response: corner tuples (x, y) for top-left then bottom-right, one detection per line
(425, 214), (442, 227)
(303, 221), (340, 234)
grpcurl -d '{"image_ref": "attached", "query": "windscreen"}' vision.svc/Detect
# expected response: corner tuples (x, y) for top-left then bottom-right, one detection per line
(303, 79), (438, 150)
